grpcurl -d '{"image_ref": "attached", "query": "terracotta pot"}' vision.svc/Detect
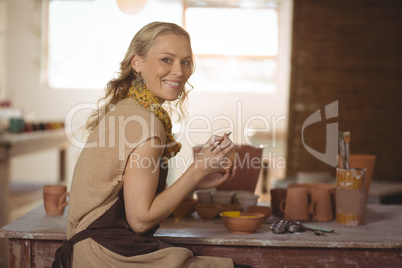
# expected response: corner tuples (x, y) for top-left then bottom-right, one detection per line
(270, 188), (287, 218)
(288, 183), (337, 218)
(196, 203), (223, 219)
(193, 145), (263, 192)
(280, 187), (309, 221)
(43, 185), (69, 216)
(309, 188), (333, 222)
(246, 205), (272, 221)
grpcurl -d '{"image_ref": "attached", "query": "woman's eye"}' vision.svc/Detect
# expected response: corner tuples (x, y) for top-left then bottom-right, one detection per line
(182, 61), (191, 67)
(162, 58), (171, 63)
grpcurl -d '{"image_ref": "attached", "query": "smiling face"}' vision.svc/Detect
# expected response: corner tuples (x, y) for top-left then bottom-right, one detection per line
(131, 33), (193, 103)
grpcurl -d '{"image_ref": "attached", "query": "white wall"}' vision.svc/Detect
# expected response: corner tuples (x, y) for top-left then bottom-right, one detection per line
(6, 0), (102, 186)
(5, 0), (292, 188)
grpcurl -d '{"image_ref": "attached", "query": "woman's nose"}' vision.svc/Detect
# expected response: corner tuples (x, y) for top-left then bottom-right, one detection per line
(172, 62), (183, 76)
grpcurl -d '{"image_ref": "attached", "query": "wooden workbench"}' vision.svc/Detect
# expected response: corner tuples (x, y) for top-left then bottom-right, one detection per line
(1, 204), (401, 267)
(0, 129), (69, 227)
(0, 129), (69, 267)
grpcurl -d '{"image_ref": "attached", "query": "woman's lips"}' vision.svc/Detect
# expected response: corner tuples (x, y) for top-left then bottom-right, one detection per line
(163, 80), (181, 89)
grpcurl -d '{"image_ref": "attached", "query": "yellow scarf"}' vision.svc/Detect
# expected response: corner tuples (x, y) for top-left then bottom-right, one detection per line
(127, 81), (182, 161)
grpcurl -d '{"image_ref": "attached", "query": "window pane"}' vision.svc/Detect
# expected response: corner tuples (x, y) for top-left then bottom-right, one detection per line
(185, 7), (278, 56)
(190, 57), (277, 93)
(48, 0), (182, 89)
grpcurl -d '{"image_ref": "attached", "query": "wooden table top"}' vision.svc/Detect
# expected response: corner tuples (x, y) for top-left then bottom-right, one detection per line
(1, 204), (401, 249)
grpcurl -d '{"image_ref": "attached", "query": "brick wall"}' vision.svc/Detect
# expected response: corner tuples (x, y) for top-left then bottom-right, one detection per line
(286, 0), (402, 182)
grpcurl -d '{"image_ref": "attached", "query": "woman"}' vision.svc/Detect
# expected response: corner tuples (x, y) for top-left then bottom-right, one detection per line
(54, 22), (241, 267)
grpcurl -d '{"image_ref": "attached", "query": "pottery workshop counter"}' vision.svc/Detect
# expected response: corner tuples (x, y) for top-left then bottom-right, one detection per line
(1, 204), (402, 267)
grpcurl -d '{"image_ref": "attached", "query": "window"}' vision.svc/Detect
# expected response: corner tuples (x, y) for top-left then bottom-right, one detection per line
(45, 0), (282, 94)
(184, 2), (279, 93)
(46, 0), (182, 89)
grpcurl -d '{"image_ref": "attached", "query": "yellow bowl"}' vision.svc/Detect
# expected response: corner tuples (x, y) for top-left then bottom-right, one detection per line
(220, 211), (265, 234)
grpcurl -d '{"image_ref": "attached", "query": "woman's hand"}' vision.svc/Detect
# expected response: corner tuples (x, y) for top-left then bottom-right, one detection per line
(193, 133), (237, 190)
(195, 166), (238, 190)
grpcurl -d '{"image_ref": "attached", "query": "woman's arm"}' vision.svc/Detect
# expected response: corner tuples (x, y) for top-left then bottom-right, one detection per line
(124, 134), (235, 234)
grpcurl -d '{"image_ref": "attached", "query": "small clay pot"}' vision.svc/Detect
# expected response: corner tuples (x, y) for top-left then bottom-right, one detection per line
(196, 203), (223, 219)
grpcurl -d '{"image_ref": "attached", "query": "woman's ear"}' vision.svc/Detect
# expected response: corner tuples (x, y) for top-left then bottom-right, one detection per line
(131, 55), (141, 73)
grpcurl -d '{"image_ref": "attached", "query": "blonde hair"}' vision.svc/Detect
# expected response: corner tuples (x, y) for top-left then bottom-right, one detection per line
(85, 22), (195, 132)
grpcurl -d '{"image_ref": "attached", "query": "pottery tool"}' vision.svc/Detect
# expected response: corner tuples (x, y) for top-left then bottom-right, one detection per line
(211, 132), (231, 152)
(338, 131), (346, 169)
(303, 224), (334, 233)
(343, 131), (351, 169)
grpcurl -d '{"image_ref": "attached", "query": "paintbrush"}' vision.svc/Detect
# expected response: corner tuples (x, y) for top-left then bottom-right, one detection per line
(338, 131), (346, 169)
(343, 131), (351, 169)
(211, 132), (231, 152)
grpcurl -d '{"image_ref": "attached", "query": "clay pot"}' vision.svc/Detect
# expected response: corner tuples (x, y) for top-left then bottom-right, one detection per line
(288, 183), (337, 218)
(246, 205), (272, 221)
(193, 145), (263, 193)
(43, 185), (69, 216)
(309, 188), (333, 222)
(173, 197), (198, 217)
(280, 187), (310, 221)
(220, 211), (265, 234)
(270, 188), (287, 218)
(196, 203), (223, 219)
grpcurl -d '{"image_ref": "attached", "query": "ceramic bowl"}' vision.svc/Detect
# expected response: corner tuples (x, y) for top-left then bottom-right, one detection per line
(236, 193), (260, 211)
(220, 211), (265, 234)
(211, 191), (234, 205)
(195, 188), (216, 204)
(233, 190), (254, 204)
(196, 203), (223, 219)
(172, 197), (198, 217)
(246, 205), (272, 221)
